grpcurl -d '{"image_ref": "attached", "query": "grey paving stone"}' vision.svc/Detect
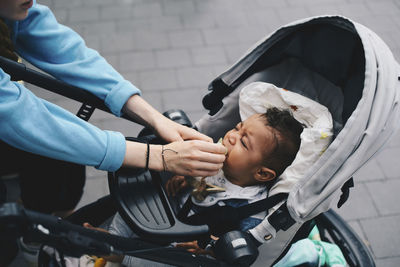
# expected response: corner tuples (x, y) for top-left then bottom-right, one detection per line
(335, 3), (372, 18)
(375, 147), (400, 179)
(141, 91), (164, 111)
(119, 51), (156, 72)
(386, 129), (400, 148)
(169, 30), (204, 48)
(162, 0), (196, 15)
(333, 183), (379, 221)
(81, 21), (116, 36)
(52, 8), (68, 24)
(360, 215), (400, 258)
(132, 2), (163, 18)
(276, 6), (312, 25)
(357, 15), (399, 33)
(139, 69), (178, 91)
(365, 179), (400, 215)
(155, 49), (192, 68)
(176, 66), (215, 88)
(84, 35), (101, 52)
(162, 88), (207, 112)
(117, 16), (182, 33)
(366, 1), (400, 15)
(306, 6), (342, 17)
(120, 71), (142, 90)
(131, 30), (170, 51)
(100, 33), (136, 54)
(68, 6), (99, 23)
(376, 257), (400, 267)
(244, 9), (283, 32)
(214, 11), (249, 28)
(182, 13), (217, 29)
(254, 0), (290, 8)
(82, 0), (119, 6)
(353, 158), (386, 182)
(203, 28), (248, 45)
(53, 0), (82, 8)
(287, 0), (347, 6)
(85, 166), (106, 179)
(38, 0), (53, 6)
(191, 46), (227, 66)
(100, 5), (132, 20)
(76, 175), (109, 210)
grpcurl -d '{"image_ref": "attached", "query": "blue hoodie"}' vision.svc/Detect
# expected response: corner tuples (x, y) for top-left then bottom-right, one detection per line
(0, 1), (141, 171)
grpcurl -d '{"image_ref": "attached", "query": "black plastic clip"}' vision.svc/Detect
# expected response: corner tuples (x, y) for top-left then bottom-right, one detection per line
(268, 202), (295, 232)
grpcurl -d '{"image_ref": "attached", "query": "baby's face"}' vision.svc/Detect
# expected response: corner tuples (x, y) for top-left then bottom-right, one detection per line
(222, 114), (276, 186)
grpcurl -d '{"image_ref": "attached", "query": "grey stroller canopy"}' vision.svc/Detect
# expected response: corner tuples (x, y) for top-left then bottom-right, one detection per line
(196, 15), (400, 245)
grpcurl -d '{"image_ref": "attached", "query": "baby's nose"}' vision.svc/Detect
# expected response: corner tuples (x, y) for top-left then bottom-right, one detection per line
(228, 132), (238, 145)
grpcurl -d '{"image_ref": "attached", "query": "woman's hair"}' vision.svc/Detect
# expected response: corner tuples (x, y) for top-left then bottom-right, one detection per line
(261, 107), (304, 177)
(0, 19), (18, 62)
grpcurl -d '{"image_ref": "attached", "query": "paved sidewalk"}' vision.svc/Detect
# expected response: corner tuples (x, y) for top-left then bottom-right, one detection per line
(19, 0), (400, 266)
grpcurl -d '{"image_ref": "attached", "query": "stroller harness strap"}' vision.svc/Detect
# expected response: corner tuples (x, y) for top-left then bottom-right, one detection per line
(178, 193), (288, 236)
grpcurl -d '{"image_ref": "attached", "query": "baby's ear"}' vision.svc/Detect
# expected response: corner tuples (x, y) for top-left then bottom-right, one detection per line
(254, 167), (276, 182)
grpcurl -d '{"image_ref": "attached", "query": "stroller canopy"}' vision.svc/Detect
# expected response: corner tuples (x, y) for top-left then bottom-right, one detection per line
(197, 16), (400, 227)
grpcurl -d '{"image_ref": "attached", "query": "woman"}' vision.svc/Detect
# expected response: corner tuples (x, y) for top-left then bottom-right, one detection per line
(0, 0), (226, 215)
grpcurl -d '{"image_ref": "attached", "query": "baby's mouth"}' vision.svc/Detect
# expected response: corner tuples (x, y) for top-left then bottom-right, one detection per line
(220, 137), (229, 159)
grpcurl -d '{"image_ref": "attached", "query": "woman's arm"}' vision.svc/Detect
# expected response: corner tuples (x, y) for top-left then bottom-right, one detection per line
(14, 3), (139, 117)
(0, 71), (126, 171)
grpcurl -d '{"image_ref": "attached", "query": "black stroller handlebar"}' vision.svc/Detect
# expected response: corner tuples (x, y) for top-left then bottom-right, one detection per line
(0, 56), (141, 125)
(0, 202), (229, 267)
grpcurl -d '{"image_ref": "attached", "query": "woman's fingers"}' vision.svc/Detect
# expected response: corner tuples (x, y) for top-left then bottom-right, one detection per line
(161, 140), (226, 177)
(179, 126), (213, 143)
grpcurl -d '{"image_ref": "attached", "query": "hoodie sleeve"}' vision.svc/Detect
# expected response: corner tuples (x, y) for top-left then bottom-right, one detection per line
(14, 2), (141, 116)
(0, 70), (126, 171)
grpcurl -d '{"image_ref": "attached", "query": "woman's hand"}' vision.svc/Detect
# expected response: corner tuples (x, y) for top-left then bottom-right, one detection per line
(122, 95), (212, 142)
(123, 139), (226, 177)
(165, 175), (188, 196)
(157, 140), (226, 177)
(152, 115), (212, 143)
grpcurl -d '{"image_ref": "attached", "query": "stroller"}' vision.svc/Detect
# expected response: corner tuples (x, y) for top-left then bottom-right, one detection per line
(1, 15), (398, 266)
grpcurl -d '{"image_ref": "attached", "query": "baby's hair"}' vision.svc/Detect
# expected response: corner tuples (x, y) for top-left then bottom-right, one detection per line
(261, 107), (304, 177)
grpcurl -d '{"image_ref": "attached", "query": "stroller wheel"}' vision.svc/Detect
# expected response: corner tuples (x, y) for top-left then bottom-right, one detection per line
(315, 210), (375, 267)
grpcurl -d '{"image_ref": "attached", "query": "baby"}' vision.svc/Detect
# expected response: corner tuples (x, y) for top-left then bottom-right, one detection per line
(166, 107), (304, 232)
(84, 107), (303, 266)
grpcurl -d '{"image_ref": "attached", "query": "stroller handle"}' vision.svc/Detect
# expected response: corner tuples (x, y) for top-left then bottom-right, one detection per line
(0, 56), (141, 125)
